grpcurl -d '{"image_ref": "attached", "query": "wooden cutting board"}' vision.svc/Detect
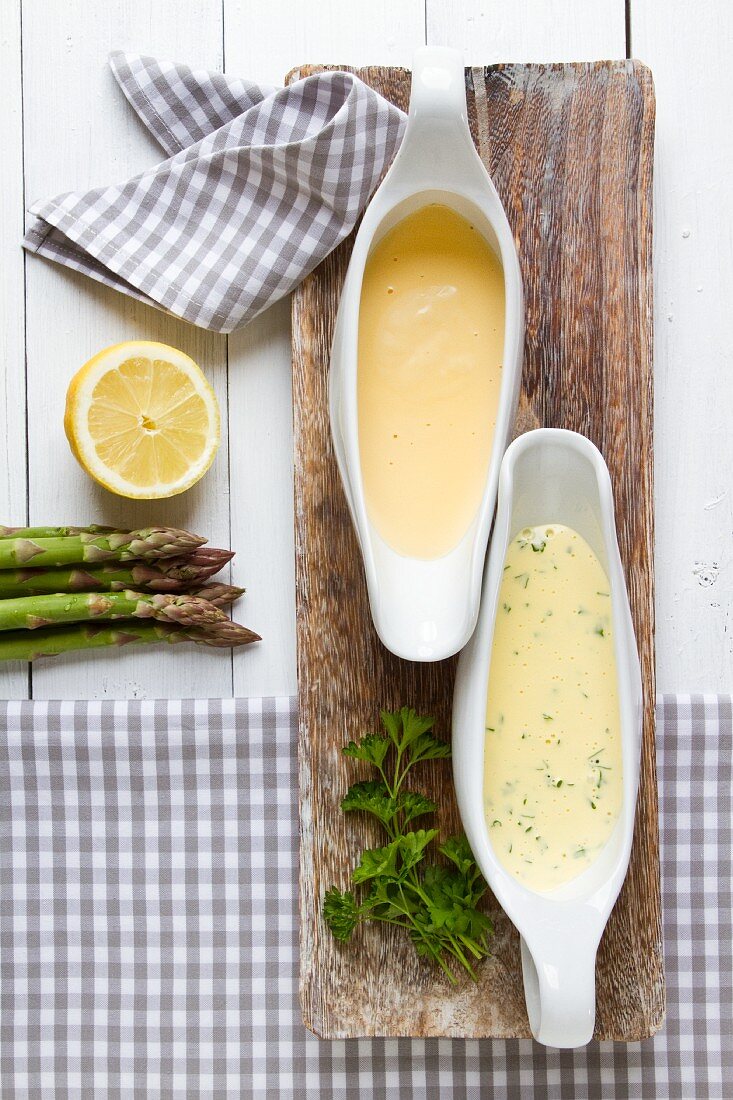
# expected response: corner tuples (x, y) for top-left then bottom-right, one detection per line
(290, 61), (663, 1039)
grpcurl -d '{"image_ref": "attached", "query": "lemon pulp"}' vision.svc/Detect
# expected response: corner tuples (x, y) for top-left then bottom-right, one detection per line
(64, 341), (220, 499)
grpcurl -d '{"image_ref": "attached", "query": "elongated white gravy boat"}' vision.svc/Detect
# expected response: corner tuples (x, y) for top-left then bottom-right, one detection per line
(453, 429), (643, 1047)
(329, 46), (524, 661)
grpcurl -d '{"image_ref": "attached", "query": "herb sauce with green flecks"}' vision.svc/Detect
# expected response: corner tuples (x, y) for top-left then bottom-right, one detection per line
(483, 524), (622, 892)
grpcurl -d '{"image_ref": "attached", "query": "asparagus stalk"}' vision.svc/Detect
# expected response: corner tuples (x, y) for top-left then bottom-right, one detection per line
(0, 620), (260, 661)
(187, 583), (245, 607)
(0, 590), (231, 632)
(0, 548), (235, 597)
(0, 524), (116, 539)
(0, 527), (206, 570)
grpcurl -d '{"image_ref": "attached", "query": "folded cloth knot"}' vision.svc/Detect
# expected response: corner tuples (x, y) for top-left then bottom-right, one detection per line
(23, 53), (407, 333)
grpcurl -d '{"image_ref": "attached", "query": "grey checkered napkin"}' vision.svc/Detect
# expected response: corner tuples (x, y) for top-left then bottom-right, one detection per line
(22, 53), (406, 333)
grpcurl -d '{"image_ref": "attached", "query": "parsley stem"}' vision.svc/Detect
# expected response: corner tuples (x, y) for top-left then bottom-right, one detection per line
(374, 759), (392, 793)
(444, 935), (477, 980)
(391, 745), (408, 795)
(367, 916), (413, 931)
(429, 946), (459, 984)
(395, 881), (459, 981)
(457, 934), (484, 960)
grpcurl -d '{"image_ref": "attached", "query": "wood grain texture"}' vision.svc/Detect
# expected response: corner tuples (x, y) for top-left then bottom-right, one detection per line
(292, 61), (663, 1039)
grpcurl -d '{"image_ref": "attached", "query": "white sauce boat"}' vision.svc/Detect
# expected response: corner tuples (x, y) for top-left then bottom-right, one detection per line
(452, 429), (643, 1047)
(329, 46), (524, 661)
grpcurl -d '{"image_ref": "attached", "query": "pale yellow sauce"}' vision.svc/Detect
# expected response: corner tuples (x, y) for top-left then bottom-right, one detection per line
(483, 524), (622, 892)
(357, 203), (505, 559)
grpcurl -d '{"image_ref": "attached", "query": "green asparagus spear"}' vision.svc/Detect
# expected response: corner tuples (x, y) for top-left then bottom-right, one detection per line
(0, 525), (116, 539)
(0, 548), (234, 597)
(187, 583), (245, 607)
(0, 590), (230, 632)
(0, 527), (205, 570)
(0, 620), (260, 661)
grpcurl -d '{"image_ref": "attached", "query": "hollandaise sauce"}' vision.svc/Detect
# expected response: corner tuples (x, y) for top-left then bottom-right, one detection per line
(483, 524), (623, 892)
(357, 203), (505, 559)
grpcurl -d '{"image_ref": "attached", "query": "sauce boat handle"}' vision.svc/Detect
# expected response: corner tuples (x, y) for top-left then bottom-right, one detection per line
(391, 46), (487, 186)
(408, 46), (468, 127)
(520, 931), (598, 1048)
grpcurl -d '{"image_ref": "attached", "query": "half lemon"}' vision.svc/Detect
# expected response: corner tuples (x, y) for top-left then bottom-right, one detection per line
(64, 341), (221, 499)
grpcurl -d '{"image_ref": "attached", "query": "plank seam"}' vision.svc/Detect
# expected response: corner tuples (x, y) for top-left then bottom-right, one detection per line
(19, 0), (31, 700)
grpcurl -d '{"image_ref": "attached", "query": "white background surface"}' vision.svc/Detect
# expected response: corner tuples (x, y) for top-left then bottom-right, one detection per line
(0, 0), (730, 699)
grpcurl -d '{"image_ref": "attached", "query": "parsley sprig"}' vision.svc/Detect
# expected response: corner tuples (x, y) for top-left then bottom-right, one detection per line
(323, 707), (493, 984)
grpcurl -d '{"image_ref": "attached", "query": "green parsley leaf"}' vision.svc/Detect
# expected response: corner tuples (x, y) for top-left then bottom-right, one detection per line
(323, 888), (359, 941)
(341, 780), (396, 825)
(439, 834), (475, 876)
(342, 732), (391, 768)
(399, 790), (438, 825)
(352, 841), (401, 884)
(398, 829), (439, 872)
(381, 706), (436, 752)
(407, 732), (452, 764)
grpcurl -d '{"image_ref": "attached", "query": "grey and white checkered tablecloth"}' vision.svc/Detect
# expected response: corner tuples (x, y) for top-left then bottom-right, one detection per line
(0, 695), (730, 1097)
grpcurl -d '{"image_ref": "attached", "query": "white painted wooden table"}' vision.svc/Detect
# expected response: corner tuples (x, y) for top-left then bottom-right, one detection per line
(0, 0), (730, 699)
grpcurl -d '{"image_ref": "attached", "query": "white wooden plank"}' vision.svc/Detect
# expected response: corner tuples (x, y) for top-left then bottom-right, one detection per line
(225, 0), (426, 86)
(0, 0), (29, 698)
(225, 0), (426, 697)
(427, 0), (625, 61)
(22, 0), (233, 700)
(227, 302), (295, 696)
(632, 0), (733, 691)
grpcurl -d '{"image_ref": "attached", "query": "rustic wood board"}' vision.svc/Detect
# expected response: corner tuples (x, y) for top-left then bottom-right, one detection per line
(290, 61), (663, 1040)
